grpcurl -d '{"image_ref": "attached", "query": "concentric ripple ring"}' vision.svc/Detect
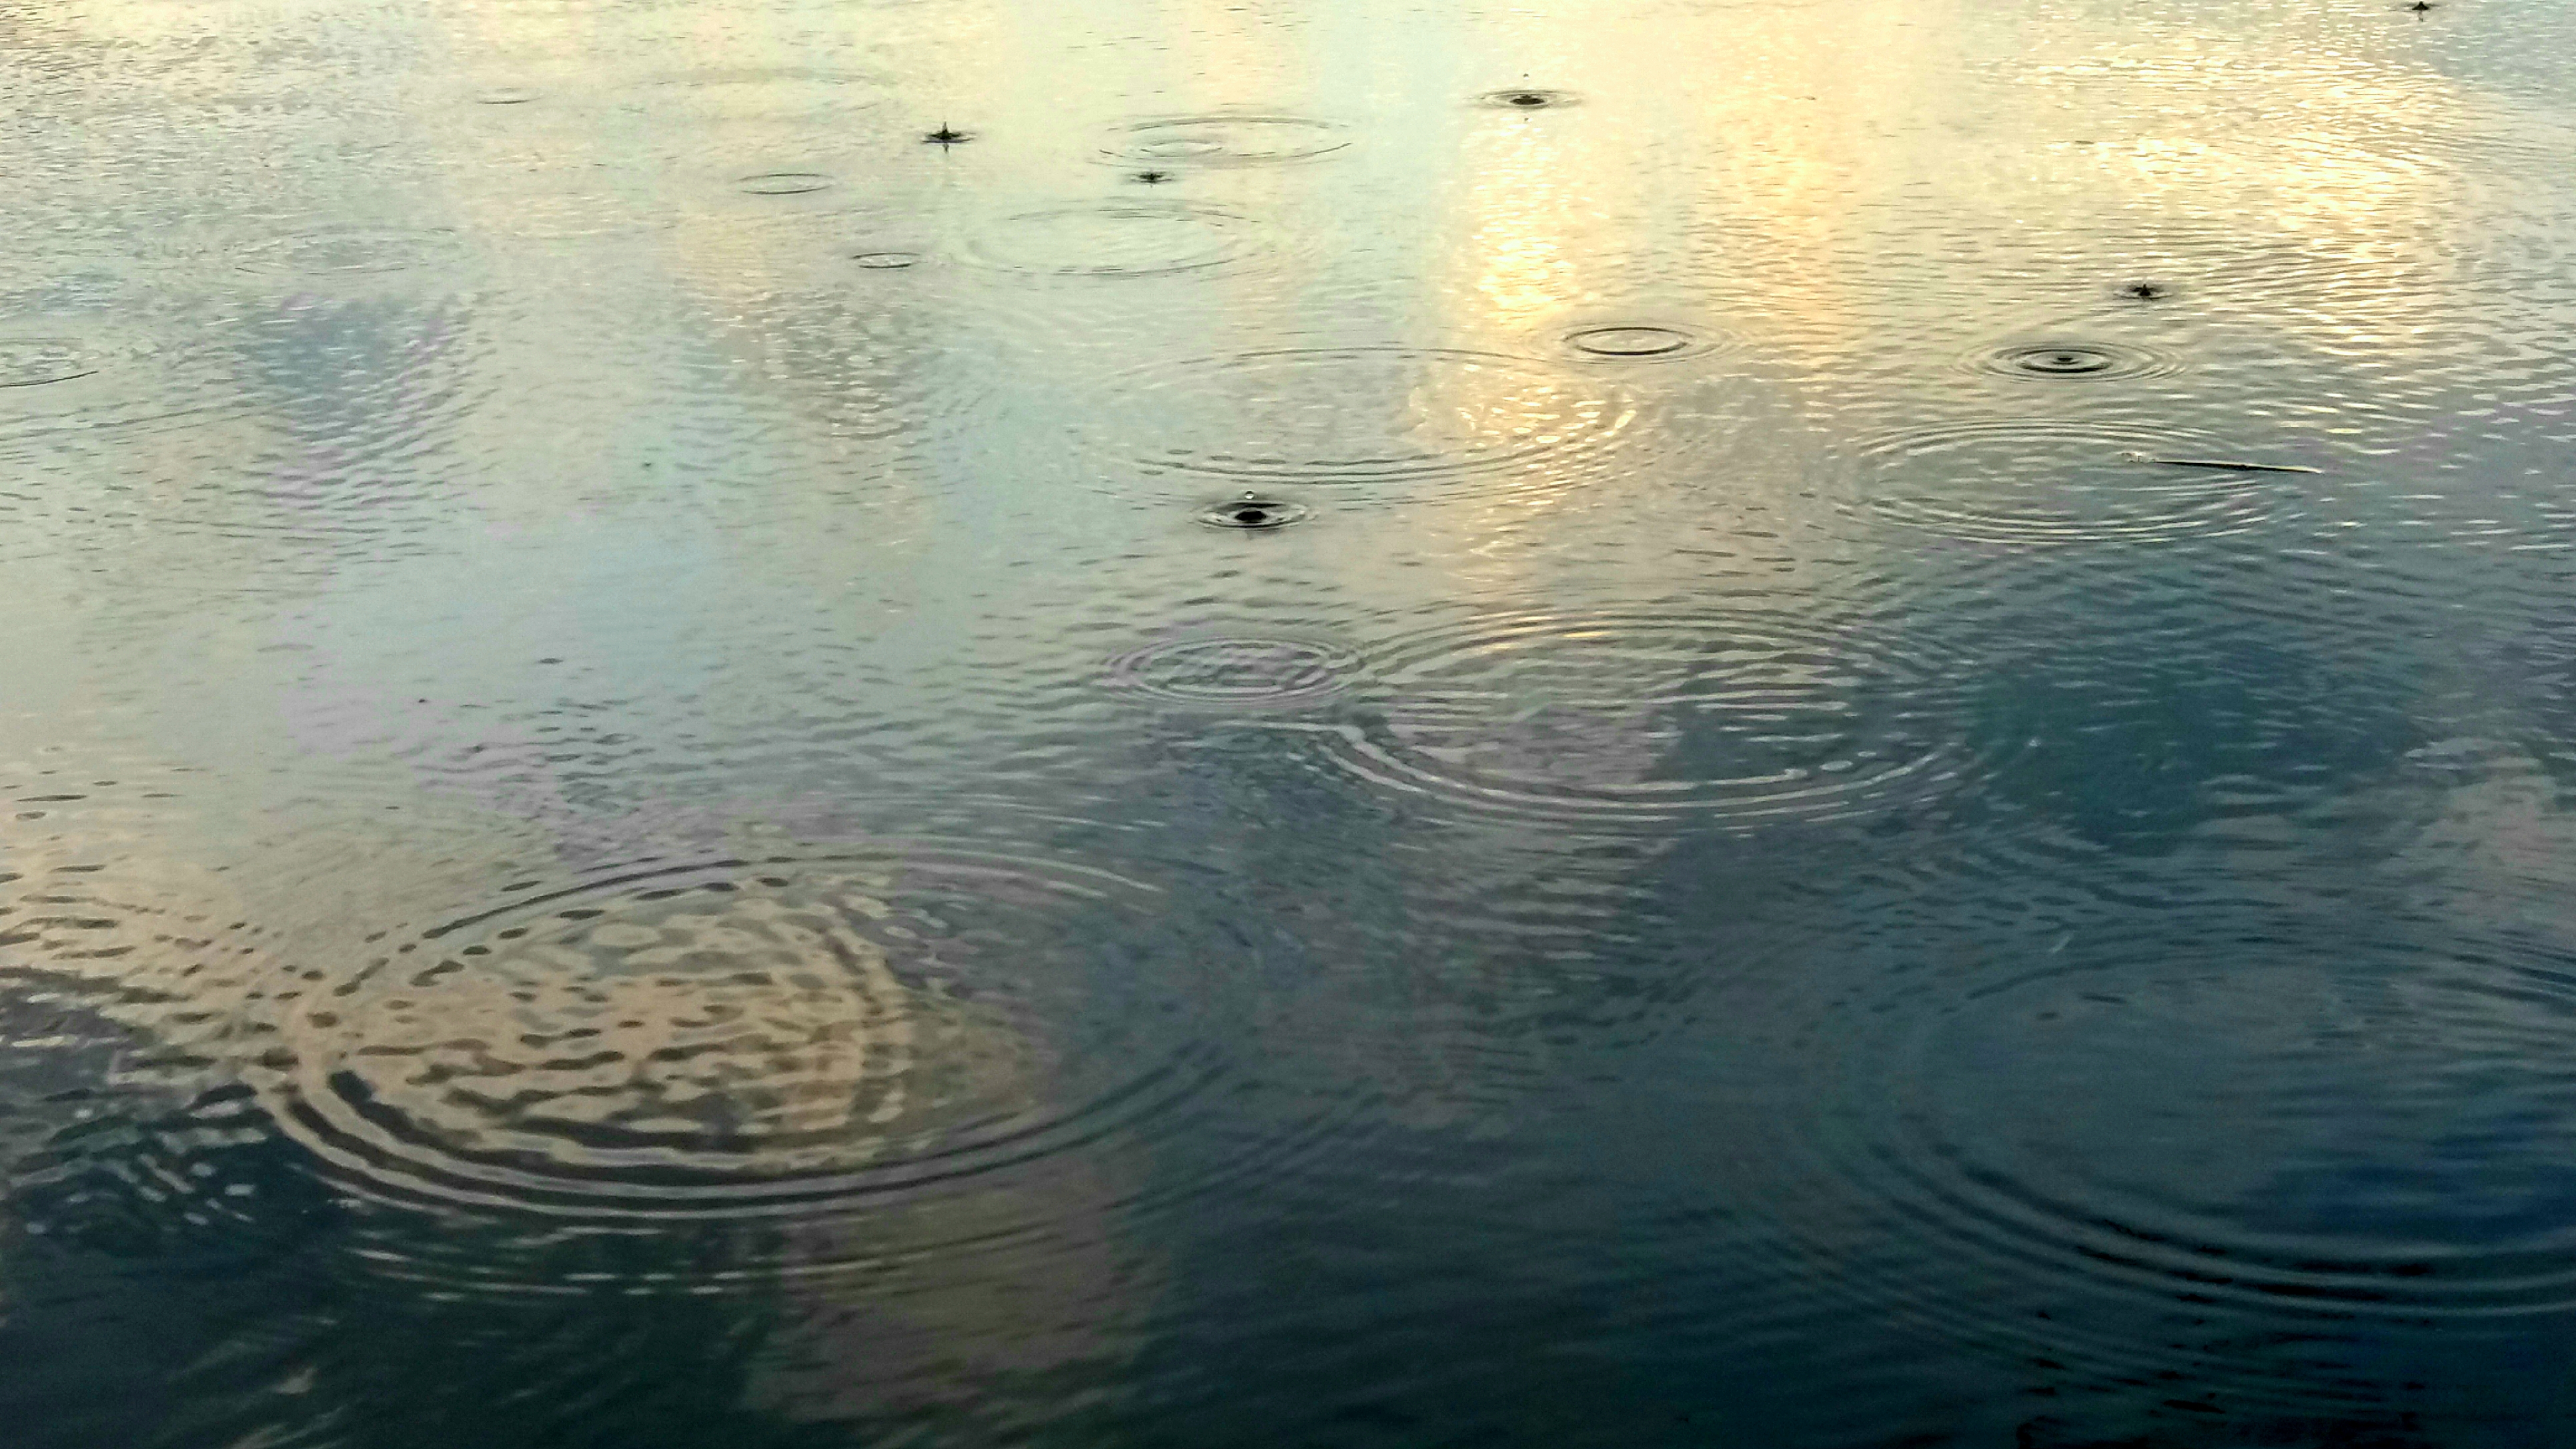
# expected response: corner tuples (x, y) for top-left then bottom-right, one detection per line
(1720, 925), (2576, 1407)
(1106, 635), (1361, 710)
(1103, 115), (1351, 167)
(1303, 606), (2013, 829)
(1837, 419), (2295, 546)
(960, 202), (1259, 278)
(1966, 338), (2180, 382)
(261, 850), (1219, 1225)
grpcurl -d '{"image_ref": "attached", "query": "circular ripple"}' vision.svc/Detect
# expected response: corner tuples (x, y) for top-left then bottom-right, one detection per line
(1838, 420), (2294, 546)
(738, 171), (833, 196)
(1560, 322), (1738, 365)
(1197, 494), (1308, 530)
(1106, 636), (1360, 711)
(1104, 115), (1351, 167)
(0, 319), (249, 450)
(265, 852), (1217, 1224)
(1568, 326), (1690, 358)
(1479, 88), (1579, 110)
(233, 227), (471, 276)
(1309, 608), (2009, 829)
(1968, 338), (2179, 382)
(1097, 348), (1637, 492)
(851, 250), (922, 270)
(960, 203), (1257, 278)
(472, 86), (538, 105)
(1732, 931), (2576, 1371)
(0, 337), (96, 389)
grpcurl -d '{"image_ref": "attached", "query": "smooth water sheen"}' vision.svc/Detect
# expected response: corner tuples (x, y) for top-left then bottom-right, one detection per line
(5, 0), (2576, 1443)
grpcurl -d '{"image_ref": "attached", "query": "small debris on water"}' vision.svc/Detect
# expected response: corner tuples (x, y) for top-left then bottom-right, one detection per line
(2123, 452), (2321, 474)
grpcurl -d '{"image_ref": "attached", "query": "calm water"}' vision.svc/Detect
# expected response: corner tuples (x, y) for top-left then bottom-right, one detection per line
(6, 0), (2576, 1442)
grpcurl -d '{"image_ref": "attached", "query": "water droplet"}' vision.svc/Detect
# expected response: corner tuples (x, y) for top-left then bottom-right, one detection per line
(1198, 494), (1309, 530)
(1479, 88), (1580, 110)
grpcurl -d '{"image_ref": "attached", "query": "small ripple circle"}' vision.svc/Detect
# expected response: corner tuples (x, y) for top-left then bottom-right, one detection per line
(1966, 337), (2180, 382)
(738, 171), (834, 196)
(1197, 494), (1309, 530)
(1561, 322), (1738, 364)
(1103, 115), (1351, 167)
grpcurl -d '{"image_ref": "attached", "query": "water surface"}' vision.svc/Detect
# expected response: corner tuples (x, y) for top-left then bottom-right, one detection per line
(7, 0), (2576, 1443)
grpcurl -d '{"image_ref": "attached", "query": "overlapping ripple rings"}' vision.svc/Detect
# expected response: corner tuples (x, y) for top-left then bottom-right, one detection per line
(263, 851), (1222, 1231)
(1103, 115), (1351, 167)
(1095, 347), (1638, 496)
(1837, 420), (2301, 546)
(1105, 634), (1362, 712)
(1304, 606), (2013, 830)
(1720, 925), (2576, 1406)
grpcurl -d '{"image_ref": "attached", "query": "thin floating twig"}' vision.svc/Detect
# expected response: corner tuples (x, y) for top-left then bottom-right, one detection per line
(2136, 456), (2321, 475)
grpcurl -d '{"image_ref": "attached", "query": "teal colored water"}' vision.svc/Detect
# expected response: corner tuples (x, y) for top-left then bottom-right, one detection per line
(6, 0), (2576, 1443)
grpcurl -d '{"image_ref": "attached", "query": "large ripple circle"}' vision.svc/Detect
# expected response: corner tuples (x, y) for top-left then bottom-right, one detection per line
(959, 203), (1259, 277)
(1309, 608), (2010, 829)
(267, 851), (1214, 1224)
(1729, 931), (2576, 1396)
(1838, 419), (2293, 546)
(1095, 347), (1638, 493)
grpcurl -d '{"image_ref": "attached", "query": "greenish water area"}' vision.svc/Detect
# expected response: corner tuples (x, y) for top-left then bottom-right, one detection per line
(5, 0), (2576, 1442)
